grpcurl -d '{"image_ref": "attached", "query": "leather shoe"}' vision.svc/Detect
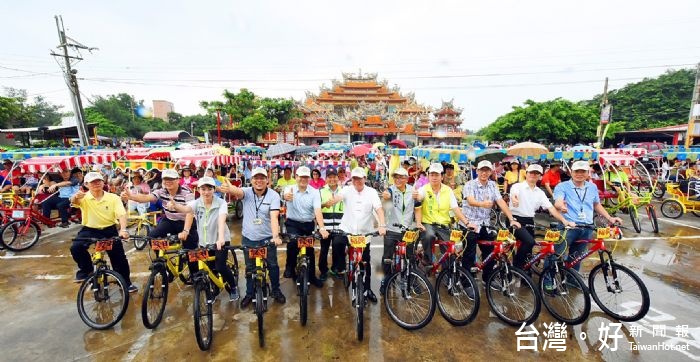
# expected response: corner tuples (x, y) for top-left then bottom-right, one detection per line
(271, 289), (286, 304)
(310, 278), (323, 288)
(283, 269), (296, 279)
(240, 295), (253, 308)
(366, 289), (378, 304)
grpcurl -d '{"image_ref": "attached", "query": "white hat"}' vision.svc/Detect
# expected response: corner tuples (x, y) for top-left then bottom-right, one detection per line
(427, 163), (443, 174)
(84, 172), (103, 183)
(296, 166), (311, 177)
(526, 164), (544, 174)
(197, 176), (217, 187)
(572, 161), (590, 171)
(162, 169), (180, 179)
(392, 167), (408, 177)
(477, 160), (494, 170)
(350, 167), (366, 178)
(251, 167), (267, 178)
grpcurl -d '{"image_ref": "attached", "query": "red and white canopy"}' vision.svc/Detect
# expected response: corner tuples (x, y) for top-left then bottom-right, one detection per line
(306, 160), (348, 168)
(80, 149), (128, 164)
(598, 154), (638, 167)
(19, 156), (80, 173)
(619, 148), (647, 157)
(176, 155), (236, 168)
(249, 160), (300, 168)
(317, 150), (344, 156)
(170, 148), (215, 160)
(596, 148), (623, 156)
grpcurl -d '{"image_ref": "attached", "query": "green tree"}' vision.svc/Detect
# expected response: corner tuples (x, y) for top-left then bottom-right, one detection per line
(0, 95), (24, 128)
(479, 98), (598, 143)
(28, 95), (65, 127)
(84, 108), (127, 137)
(238, 112), (278, 141)
(88, 93), (173, 138)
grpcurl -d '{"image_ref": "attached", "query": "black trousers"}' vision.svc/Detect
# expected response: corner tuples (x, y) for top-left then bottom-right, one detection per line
(284, 219), (319, 281)
(382, 230), (415, 277)
(42, 196), (71, 223)
(462, 226), (497, 282)
(71, 225), (132, 285)
(512, 216), (536, 270)
(318, 231), (346, 274)
(150, 218), (199, 272)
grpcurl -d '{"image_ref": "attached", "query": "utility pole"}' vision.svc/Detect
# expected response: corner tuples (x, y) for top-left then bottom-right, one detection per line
(50, 15), (97, 147)
(685, 63), (700, 148)
(597, 77), (612, 148)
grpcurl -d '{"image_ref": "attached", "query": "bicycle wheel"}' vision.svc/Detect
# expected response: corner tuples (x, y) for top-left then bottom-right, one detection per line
(383, 269), (436, 330)
(540, 265), (591, 325)
(255, 281), (265, 347)
(652, 183), (665, 199)
(486, 266), (541, 326)
(588, 262), (650, 322)
(647, 205), (659, 233)
(142, 265), (169, 329)
(77, 269), (129, 330)
(343, 258), (351, 289)
(355, 272), (365, 341)
(193, 281), (213, 351)
(299, 264), (309, 326)
(235, 199), (243, 219)
(133, 224), (150, 250)
(628, 206), (641, 233)
(435, 266), (479, 326)
(1, 220), (40, 252)
(660, 199), (683, 219)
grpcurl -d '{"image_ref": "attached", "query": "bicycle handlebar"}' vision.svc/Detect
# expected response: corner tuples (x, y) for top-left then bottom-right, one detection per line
(72, 236), (124, 244)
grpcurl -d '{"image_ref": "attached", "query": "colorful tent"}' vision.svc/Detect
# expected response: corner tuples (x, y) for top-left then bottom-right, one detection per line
(113, 159), (175, 171)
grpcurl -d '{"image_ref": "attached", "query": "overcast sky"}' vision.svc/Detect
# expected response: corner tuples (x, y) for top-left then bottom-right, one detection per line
(2, 0), (699, 131)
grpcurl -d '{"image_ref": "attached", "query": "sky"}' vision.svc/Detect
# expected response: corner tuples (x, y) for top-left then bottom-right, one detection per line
(1, 0), (699, 131)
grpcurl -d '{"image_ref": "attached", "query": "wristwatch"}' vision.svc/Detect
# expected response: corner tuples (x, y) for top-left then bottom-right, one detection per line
(183, 229), (190, 234)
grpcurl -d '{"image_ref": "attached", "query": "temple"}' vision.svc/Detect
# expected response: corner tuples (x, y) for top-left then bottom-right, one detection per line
(259, 71), (467, 146)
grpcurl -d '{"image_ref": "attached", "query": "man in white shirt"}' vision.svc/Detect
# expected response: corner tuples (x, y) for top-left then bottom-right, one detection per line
(509, 164), (575, 270)
(327, 167), (387, 303)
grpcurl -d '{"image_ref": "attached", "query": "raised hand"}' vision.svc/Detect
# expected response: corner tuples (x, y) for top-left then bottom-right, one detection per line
(166, 195), (177, 211)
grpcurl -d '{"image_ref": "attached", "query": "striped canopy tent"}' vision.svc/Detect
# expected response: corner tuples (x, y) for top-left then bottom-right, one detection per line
(19, 156), (82, 173)
(317, 149), (344, 156)
(318, 143), (349, 151)
(0, 149), (81, 161)
(146, 146), (177, 160)
(123, 148), (152, 160)
(537, 150), (598, 161)
(663, 151), (700, 162)
(598, 154), (638, 167)
(176, 155), (235, 169)
(233, 145), (264, 154)
(412, 147), (469, 164)
(385, 148), (412, 156)
(305, 160), (348, 169)
(440, 144), (471, 150)
(619, 147), (647, 157)
(170, 148), (215, 161)
(248, 160), (300, 168)
(113, 159), (175, 171)
(81, 149), (128, 164)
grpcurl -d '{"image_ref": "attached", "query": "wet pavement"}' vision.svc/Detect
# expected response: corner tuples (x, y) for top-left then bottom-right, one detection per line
(1, 204), (700, 361)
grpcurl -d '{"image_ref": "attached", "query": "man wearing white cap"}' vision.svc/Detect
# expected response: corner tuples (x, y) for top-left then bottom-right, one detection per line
(70, 172), (137, 292)
(508, 164), (575, 270)
(414, 163), (476, 267)
(461, 160), (519, 286)
(222, 167), (286, 307)
(549, 161), (622, 289)
(379, 167), (421, 295)
(282, 166), (329, 287)
(326, 166), (387, 303)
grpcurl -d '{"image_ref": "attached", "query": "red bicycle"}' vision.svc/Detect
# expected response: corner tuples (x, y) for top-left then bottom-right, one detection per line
(0, 205), (80, 251)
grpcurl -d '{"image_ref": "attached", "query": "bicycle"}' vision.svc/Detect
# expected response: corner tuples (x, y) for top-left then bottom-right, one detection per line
(470, 225), (541, 326)
(72, 237), (130, 330)
(241, 240), (276, 348)
(131, 235), (190, 329)
(413, 224), (480, 326)
(342, 231), (379, 341)
(563, 224), (650, 322)
(127, 211), (161, 250)
(281, 232), (320, 327)
(0, 205), (81, 252)
(519, 224), (591, 325)
(382, 224), (436, 330)
(186, 244), (240, 351)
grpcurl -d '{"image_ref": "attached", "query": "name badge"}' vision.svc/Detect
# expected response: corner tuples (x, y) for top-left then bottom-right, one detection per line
(577, 211), (586, 220)
(253, 218), (263, 225)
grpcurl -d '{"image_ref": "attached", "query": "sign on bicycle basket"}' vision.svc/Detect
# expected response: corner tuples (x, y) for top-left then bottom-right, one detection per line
(596, 228), (612, 239)
(249, 247), (267, 259)
(349, 235), (367, 248)
(297, 236), (314, 248)
(544, 230), (561, 242)
(188, 249), (209, 262)
(151, 239), (169, 251)
(450, 229), (463, 242)
(497, 229), (511, 241)
(95, 240), (113, 252)
(11, 210), (25, 219)
(402, 230), (418, 243)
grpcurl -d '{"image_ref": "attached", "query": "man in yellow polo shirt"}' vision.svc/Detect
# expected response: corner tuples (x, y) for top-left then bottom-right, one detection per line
(275, 166), (297, 192)
(70, 172), (137, 293)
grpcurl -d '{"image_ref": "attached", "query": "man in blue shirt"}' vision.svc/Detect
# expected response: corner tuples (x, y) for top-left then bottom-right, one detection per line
(551, 161), (622, 278)
(42, 168), (82, 227)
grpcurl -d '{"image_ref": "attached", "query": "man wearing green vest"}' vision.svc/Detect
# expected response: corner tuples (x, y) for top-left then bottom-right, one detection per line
(414, 163), (476, 266)
(318, 168), (345, 280)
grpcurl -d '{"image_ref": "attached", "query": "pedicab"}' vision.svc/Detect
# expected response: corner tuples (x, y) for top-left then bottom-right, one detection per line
(0, 155), (85, 251)
(658, 149), (700, 219)
(593, 154), (658, 233)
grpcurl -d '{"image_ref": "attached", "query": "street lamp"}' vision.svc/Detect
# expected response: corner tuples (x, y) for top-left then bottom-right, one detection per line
(190, 121), (195, 137)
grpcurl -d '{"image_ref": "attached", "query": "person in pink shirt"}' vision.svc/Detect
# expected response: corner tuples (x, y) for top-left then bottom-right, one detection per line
(179, 168), (197, 190)
(309, 168), (325, 189)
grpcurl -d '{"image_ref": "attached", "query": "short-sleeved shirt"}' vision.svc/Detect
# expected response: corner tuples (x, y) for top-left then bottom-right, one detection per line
(541, 169), (561, 188)
(553, 180), (600, 225)
(59, 177), (80, 199)
(505, 170), (526, 185)
(386, 184), (420, 233)
(187, 196), (230, 247)
(276, 177), (297, 189)
(338, 185), (382, 235)
(284, 185), (321, 223)
(509, 182), (553, 218)
(462, 179), (502, 226)
(241, 187), (281, 241)
(151, 187), (194, 221)
(77, 192), (126, 229)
